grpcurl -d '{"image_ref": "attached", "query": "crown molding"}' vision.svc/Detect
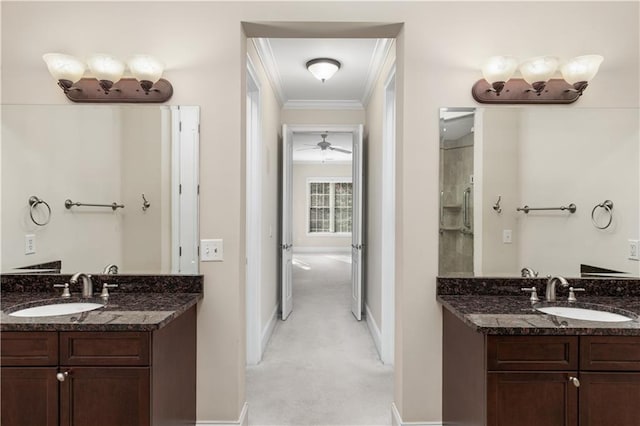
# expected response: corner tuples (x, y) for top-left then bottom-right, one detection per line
(361, 38), (394, 107)
(251, 38), (286, 106)
(283, 99), (364, 110)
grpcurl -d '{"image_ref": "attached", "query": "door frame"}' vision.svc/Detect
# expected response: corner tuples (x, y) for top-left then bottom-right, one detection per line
(380, 64), (396, 365)
(246, 55), (264, 365)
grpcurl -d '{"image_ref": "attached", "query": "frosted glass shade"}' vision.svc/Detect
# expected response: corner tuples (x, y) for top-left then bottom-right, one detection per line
(482, 56), (518, 84)
(87, 54), (125, 83)
(306, 59), (341, 82)
(560, 55), (604, 84)
(519, 56), (559, 84)
(127, 55), (164, 83)
(42, 53), (85, 83)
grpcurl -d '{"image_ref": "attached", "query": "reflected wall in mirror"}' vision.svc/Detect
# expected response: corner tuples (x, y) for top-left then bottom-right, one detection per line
(1, 105), (200, 275)
(439, 107), (639, 278)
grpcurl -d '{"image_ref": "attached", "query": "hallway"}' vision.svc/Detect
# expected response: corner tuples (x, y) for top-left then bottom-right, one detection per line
(246, 253), (393, 425)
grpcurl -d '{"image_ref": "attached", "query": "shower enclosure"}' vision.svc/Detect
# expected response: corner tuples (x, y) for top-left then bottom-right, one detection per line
(439, 109), (475, 275)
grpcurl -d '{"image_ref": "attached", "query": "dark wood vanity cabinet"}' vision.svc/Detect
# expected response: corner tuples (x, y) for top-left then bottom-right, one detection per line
(1, 306), (196, 426)
(443, 309), (640, 426)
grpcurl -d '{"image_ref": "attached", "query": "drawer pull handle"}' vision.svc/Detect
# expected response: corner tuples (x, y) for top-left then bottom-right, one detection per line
(569, 376), (580, 387)
(56, 371), (69, 382)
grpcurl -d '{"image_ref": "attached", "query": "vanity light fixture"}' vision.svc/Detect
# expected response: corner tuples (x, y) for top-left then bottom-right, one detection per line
(472, 54), (603, 104)
(43, 53), (173, 103)
(306, 58), (341, 83)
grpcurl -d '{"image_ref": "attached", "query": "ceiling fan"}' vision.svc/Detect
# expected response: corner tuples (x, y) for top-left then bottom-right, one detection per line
(297, 133), (352, 154)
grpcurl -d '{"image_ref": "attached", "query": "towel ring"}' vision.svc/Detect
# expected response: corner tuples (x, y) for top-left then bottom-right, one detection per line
(591, 200), (613, 230)
(28, 196), (51, 226)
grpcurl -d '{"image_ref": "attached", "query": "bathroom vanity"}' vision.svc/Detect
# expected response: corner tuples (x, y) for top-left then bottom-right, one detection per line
(438, 277), (640, 426)
(0, 274), (202, 426)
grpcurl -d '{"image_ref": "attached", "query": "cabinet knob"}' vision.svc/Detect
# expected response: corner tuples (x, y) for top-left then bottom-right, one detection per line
(56, 371), (69, 382)
(569, 376), (580, 387)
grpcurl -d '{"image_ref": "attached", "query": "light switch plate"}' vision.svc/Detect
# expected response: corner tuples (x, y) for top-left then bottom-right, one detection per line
(629, 239), (640, 261)
(503, 229), (512, 244)
(201, 239), (223, 261)
(25, 234), (36, 255)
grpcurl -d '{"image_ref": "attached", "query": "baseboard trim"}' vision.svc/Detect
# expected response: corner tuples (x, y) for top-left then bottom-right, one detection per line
(293, 246), (350, 253)
(365, 303), (382, 359)
(261, 303), (279, 354)
(197, 402), (248, 426)
(391, 403), (442, 426)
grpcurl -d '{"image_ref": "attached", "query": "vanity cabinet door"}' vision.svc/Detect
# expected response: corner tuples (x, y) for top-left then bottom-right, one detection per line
(1, 367), (59, 426)
(59, 367), (151, 426)
(487, 372), (578, 426)
(579, 372), (640, 426)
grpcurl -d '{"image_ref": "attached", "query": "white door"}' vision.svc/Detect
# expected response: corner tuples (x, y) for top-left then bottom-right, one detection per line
(351, 125), (364, 320)
(281, 125), (294, 320)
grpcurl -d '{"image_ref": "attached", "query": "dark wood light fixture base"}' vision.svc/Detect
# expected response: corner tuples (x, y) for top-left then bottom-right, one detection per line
(472, 78), (581, 104)
(65, 78), (173, 103)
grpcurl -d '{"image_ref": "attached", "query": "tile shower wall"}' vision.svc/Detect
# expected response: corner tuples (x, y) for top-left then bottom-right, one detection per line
(439, 132), (474, 275)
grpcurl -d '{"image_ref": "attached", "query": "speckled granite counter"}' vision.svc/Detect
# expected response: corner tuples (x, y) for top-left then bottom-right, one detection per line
(1, 274), (203, 332)
(437, 276), (640, 336)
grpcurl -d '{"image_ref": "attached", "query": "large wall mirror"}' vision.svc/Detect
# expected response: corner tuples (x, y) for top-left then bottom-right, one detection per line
(439, 107), (639, 278)
(2, 104), (200, 275)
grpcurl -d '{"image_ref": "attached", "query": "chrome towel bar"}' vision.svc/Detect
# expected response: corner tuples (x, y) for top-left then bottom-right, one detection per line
(517, 203), (576, 214)
(65, 199), (124, 211)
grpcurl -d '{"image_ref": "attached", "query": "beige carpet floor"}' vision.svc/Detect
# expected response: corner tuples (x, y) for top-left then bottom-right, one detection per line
(246, 253), (393, 426)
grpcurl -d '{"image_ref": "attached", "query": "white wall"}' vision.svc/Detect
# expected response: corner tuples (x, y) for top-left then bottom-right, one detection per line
(518, 108), (639, 277)
(1, 105), (124, 273)
(282, 109), (365, 126)
(480, 109), (520, 276)
(365, 46), (397, 338)
(292, 163), (352, 249)
(247, 40), (281, 338)
(2, 2), (638, 423)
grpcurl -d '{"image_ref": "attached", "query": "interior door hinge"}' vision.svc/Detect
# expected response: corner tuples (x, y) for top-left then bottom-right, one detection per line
(198, 124), (200, 133)
(197, 184), (200, 195)
(179, 184), (182, 194)
(197, 246), (200, 257)
(179, 246), (182, 256)
(179, 121), (182, 132)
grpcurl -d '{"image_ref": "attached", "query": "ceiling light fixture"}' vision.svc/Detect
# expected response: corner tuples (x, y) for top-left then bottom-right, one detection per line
(43, 53), (173, 103)
(306, 58), (341, 83)
(472, 54), (603, 104)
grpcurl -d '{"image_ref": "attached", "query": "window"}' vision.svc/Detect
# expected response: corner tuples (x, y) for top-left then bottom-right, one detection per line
(308, 179), (352, 234)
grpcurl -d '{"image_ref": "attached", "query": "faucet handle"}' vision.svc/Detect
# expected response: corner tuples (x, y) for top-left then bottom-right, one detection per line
(568, 287), (585, 303)
(53, 283), (71, 298)
(100, 283), (118, 299)
(521, 287), (540, 303)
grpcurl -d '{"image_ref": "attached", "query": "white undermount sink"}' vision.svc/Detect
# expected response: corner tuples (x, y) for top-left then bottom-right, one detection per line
(535, 305), (634, 323)
(9, 302), (103, 318)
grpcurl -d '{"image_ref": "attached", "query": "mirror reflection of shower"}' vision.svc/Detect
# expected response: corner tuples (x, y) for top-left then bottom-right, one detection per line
(439, 108), (475, 276)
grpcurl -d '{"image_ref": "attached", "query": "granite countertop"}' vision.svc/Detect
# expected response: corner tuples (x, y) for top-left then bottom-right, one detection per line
(437, 276), (640, 336)
(1, 274), (203, 332)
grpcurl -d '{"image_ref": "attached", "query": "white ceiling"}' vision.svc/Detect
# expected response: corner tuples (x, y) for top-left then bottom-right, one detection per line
(254, 37), (390, 163)
(253, 37), (392, 109)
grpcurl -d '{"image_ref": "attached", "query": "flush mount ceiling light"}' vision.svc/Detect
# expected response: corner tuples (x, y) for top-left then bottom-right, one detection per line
(472, 54), (603, 104)
(43, 53), (173, 103)
(306, 58), (341, 83)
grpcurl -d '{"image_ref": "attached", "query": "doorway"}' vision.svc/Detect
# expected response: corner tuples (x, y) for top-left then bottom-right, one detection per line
(280, 124), (364, 323)
(245, 24), (401, 370)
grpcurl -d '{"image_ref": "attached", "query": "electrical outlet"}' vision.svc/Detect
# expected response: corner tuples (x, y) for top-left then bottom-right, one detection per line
(201, 239), (223, 261)
(629, 239), (640, 261)
(503, 229), (512, 244)
(25, 234), (36, 255)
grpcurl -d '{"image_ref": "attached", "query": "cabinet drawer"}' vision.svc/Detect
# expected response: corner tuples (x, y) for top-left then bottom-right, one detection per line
(487, 336), (578, 371)
(60, 332), (150, 366)
(1, 332), (58, 366)
(580, 336), (640, 371)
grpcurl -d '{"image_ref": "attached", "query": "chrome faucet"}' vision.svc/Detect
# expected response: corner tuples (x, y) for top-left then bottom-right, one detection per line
(102, 263), (118, 275)
(70, 273), (93, 298)
(521, 267), (539, 278)
(545, 275), (569, 302)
